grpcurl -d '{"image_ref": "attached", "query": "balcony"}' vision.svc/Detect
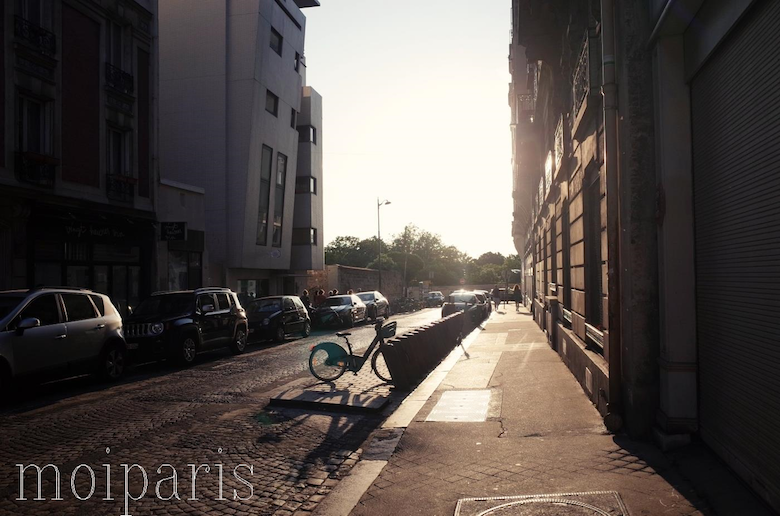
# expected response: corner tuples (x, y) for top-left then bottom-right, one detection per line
(15, 152), (57, 187)
(106, 174), (136, 202)
(105, 63), (134, 96)
(14, 16), (56, 57)
(571, 32), (602, 140)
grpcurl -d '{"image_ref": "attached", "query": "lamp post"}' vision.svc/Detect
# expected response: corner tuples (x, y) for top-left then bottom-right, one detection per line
(377, 198), (391, 291)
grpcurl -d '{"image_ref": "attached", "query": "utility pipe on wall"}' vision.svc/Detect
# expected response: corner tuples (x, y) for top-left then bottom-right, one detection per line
(601, 0), (624, 432)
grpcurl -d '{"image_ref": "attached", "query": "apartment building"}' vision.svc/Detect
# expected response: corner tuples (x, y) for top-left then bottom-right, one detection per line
(158, 0), (323, 299)
(0, 0), (159, 315)
(510, 0), (780, 509)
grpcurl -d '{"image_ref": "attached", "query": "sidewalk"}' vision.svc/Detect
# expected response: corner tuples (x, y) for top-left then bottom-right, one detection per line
(321, 306), (772, 516)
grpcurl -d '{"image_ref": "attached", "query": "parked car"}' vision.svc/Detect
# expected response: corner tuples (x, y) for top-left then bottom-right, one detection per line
(473, 290), (493, 314)
(424, 291), (445, 307)
(0, 287), (128, 391)
(247, 295), (310, 342)
(472, 291), (491, 318)
(124, 287), (247, 366)
(356, 291), (390, 321)
(441, 291), (484, 324)
(311, 295), (367, 328)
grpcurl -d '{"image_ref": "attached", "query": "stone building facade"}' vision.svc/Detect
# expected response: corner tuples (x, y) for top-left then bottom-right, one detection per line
(510, 0), (780, 509)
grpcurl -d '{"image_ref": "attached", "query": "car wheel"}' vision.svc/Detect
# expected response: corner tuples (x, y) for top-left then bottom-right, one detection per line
(178, 335), (198, 366)
(274, 325), (286, 343)
(100, 342), (127, 381)
(302, 321), (311, 337)
(230, 327), (248, 354)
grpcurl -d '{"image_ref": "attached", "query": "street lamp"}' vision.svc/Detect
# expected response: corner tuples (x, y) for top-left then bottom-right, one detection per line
(377, 198), (391, 291)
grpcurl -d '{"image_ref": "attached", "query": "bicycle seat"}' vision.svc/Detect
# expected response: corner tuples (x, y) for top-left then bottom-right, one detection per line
(335, 332), (351, 337)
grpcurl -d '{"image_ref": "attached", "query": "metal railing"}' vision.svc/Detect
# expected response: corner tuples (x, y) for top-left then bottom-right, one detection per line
(106, 174), (135, 202)
(14, 16), (56, 56)
(554, 116), (564, 169)
(15, 152), (56, 187)
(105, 63), (134, 95)
(572, 35), (590, 121)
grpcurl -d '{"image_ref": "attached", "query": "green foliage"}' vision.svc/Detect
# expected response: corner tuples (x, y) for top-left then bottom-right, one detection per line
(326, 222), (515, 286)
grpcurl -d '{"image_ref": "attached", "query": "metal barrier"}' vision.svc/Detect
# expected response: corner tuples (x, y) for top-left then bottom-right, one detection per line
(380, 308), (486, 390)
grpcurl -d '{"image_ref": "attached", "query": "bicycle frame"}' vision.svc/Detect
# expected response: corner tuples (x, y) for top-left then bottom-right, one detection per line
(309, 319), (397, 374)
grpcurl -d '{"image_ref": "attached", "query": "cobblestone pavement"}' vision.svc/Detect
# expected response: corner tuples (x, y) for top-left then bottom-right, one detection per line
(0, 309), (441, 516)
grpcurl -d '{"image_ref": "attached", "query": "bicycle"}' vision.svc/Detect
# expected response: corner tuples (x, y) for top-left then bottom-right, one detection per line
(308, 318), (397, 382)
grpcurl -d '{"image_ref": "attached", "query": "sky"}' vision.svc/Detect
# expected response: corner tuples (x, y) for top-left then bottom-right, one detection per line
(302, 0), (516, 259)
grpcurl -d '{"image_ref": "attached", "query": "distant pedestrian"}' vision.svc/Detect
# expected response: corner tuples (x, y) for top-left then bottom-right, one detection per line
(314, 289), (327, 307)
(346, 289), (354, 295)
(513, 284), (522, 312)
(300, 290), (310, 310)
(491, 285), (501, 311)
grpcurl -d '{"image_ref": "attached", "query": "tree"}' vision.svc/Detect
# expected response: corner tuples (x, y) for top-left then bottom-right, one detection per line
(476, 252), (505, 266)
(325, 236), (386, 268)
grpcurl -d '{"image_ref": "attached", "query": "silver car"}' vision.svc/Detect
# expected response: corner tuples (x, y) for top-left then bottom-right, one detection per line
(0, 287), (127, 394)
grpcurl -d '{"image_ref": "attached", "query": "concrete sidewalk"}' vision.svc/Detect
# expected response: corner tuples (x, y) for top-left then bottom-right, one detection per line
(320, 306), (772, 516)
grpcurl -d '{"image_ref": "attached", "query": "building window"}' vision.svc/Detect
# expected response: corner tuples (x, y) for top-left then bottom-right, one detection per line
(17, 94), (53, 155)
(270, 27), (283, 56)
(272, 153), (287, 247)
(584, 176), (603, 329)
(297, 125), (316, 144)
(108, 21), (123, 68)
(294, 52), (301, 72)
(290, 108), (297, 129)
(16, 0), (53, 29)
(168, 251), (202, 290)
(256, 145), (273, 245)
(265, 90), (278, 117)
(107, 127), (131, 176)
(295, 176), (316, 194)
(292, 228), (317, 245)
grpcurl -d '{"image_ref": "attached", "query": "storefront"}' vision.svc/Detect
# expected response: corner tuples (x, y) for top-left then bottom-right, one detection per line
(27, 206), (156, 316)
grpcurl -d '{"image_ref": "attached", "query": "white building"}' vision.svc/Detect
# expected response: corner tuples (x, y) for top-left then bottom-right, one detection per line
(159, 0), (323, 297)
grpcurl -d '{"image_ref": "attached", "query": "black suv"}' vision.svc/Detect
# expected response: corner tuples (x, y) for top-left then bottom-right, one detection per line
(124, 288), (248, 366)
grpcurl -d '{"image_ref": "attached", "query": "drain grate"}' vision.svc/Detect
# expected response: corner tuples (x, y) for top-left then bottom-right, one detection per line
(426, 390), (491, 422)
(455, 491), (628, 516)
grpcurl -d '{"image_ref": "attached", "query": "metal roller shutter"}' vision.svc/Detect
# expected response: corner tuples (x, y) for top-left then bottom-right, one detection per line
(691, 0), (780, 507)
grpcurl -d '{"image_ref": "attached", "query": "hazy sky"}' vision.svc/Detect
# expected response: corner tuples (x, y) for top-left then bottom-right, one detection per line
(303, 1), (516, 259)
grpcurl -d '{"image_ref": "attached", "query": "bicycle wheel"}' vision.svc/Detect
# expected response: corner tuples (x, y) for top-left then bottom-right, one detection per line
(309, 344), (348, 381)
(371, 348), (392, 383)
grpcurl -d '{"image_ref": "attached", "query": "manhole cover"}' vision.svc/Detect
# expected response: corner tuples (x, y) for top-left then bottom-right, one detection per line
(455, 491), (628, 516)
(426, 390), (491, 422)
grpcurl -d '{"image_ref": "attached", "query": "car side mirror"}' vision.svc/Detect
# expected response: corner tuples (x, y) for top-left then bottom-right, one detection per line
(202, 304), (215, 313)
(17, 317), (41, 333)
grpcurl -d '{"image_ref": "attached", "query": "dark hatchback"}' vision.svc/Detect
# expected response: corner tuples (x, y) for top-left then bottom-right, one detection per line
(356, 291), (390, 321)
(311, 295), (367, 328)
(124, 288), (248, 366)
(247, 296), (310, 342)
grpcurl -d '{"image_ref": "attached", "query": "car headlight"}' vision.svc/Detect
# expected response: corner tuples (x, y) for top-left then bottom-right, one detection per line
(151, 322), (164, 335)
(263, 318), (270, 326)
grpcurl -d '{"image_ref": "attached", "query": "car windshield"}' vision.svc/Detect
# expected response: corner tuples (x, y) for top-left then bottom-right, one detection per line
(250, 299), (282, 312)
(0, 293), (26, 320)
(134, 294), (192, 317)
(357, 293), (374, 302)
(450, 293), (476, 303)
(323, 297), (351, 307)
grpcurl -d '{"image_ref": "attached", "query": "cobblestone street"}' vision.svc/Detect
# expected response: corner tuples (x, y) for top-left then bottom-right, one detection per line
(0, 309), (441, 516)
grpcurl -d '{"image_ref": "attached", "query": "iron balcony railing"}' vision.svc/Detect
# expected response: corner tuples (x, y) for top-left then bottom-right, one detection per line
(105, 62), (134, 95)
(554, 116), (564, 170)
(106, 174), (135, 202)
(572, 36), (590, 121)
(14, 16), (56, 57)
(15, 152), (56, 187)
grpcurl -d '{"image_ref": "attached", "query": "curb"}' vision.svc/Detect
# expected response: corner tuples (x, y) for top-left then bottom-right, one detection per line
(312, 312), (495, 516)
